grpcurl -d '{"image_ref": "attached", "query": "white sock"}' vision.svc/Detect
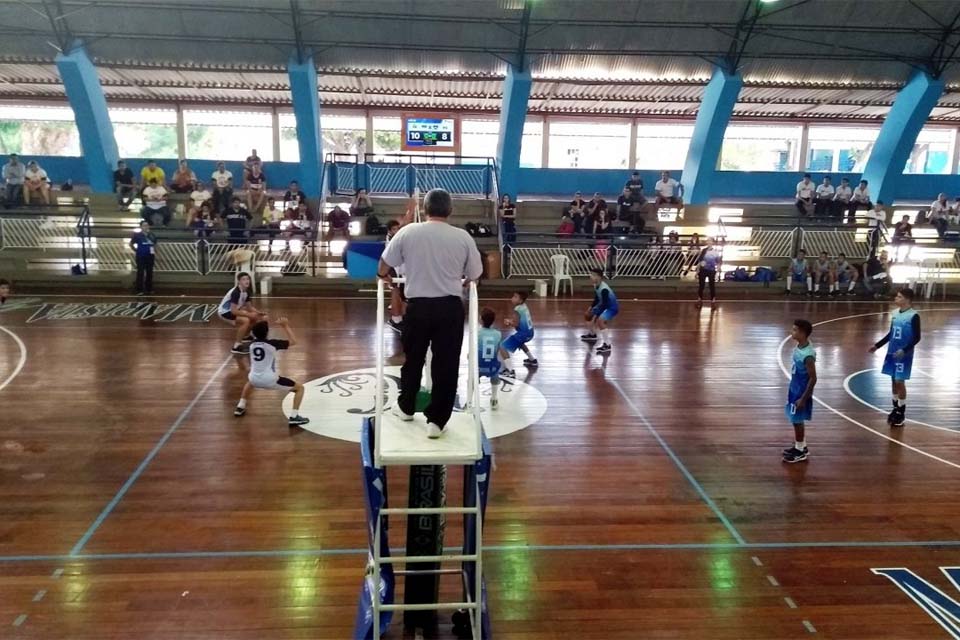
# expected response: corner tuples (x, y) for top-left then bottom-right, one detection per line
(899, 399), (906, 409)
(815, 283), (820, 292)
(847, 280), (855, 292)
(237, 398), (246, 408)
(796, 440), (806, 450)
(391, 315), (402, 323)
(786, 279), (792, 291)
(830, 283), (837, 293)
(806, 276), (813, 290)
(600, 328), (610, 345)
(490, 382), (499, 399)
(893, 396), (900, 407)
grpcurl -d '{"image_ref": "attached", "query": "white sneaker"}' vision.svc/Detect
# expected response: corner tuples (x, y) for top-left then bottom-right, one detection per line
(426, 423), (443, 439)
(490, 398), (499, 411)
(392, 406), (414, 422)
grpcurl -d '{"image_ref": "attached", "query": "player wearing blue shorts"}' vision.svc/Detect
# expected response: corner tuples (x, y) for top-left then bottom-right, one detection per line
(501, 290), (537, 376)
(582, 268), (618, 355)
(784, 250), (812, 295)
(478, 308), (504, 410)
(869, 288), (921, 427)
(833, 252), (858, 295)
(783, 319), (817, 464)
(813, 251), (835, 295)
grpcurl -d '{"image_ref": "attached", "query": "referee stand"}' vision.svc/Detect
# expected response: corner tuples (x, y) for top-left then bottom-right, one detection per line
(354, 279), (492, 640)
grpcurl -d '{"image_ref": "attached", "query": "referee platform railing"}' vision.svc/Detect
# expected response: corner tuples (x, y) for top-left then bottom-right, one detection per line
(356, 278), (489, 639)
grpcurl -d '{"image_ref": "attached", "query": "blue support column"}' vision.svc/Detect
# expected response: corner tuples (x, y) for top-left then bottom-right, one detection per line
(495, 65), (532, 199)
(862, 71), (944, 204)
(55, 45), (118, 194)
(682, 68), (742, 205)
(287, 55), (323, 198)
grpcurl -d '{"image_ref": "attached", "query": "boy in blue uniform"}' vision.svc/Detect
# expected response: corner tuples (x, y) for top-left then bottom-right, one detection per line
(833, 252), (858, 295)
(784, 249), (812, 295)
(783, 319), (817, 463)
(869, 288), (921, 427)
(501, 290), (537, 376)
(478, 308), (504, 410)
(582, 268), (619, 355)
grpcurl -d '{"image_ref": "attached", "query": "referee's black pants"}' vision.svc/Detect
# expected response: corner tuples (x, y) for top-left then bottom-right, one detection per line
(399, 296), (465, 429)
(135, 253), (155, 293)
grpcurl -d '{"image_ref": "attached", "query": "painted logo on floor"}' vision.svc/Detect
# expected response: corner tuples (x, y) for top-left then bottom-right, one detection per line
(0, 299), (219, 323)
(873, 567), (960, 638)
(283, 366), (547, 443)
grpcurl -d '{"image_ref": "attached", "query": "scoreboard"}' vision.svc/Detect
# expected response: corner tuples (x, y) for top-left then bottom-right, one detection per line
(401, 113), (459, 153)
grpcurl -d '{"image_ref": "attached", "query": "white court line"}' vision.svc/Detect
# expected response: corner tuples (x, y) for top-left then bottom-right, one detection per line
(842, 368), (957, 434)
(776, 308), (960, 472)
(0, 326), (27, 393)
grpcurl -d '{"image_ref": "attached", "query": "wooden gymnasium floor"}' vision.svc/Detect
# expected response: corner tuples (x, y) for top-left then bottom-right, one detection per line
(1, 292), (959, 639)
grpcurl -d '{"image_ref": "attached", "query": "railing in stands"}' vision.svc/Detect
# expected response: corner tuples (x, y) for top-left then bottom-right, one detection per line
(324, 153), (493, 199)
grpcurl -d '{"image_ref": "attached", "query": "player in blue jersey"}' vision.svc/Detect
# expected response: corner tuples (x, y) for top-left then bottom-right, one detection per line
(783, 319), (817, 464)
(501, 290), (537, 376)
(477, 308), (505, 410)
(582, 268), (618, 355)
(784, 249), (813, 296)
(832, 252), (859, 296)
(869, 288), (921, 427)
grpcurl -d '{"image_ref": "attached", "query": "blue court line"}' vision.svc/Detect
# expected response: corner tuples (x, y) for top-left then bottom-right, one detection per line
(609, 379), (747, 545)
(6, 540), (960, 564)
(68, 355), (234, 556)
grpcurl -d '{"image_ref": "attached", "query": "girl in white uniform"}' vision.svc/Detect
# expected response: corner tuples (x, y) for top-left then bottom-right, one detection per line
(234, 316), (309, 427)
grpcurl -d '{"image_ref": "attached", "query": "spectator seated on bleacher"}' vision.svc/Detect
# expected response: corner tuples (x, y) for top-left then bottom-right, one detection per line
(499, 194), (517, 243)
(365, 211), (386, 236)
(224, 197), (252, 243)
(848, 179), (872, 223)
(211, 162), (234, 214)
(927, 193), (950, 238)
(287, 201), (316, 240)
(892, 214), (914, 244)
(190, 182), (212, 210)
(814, 176), (834, 218)
(326, 204), (351, 241)
(617, 186), (645, 233)
(171, 160), (197, 194)
(654, 171), (682, 208)
(833, 177), (853, 221)
(23, 160), (51, 206)
(114, 160), (135, 209)
(244, 149), (261, 180)
(245, 163), (267, 216)
(557, 214), (574, 237)
(563, 203), (584, 234)
(139, 160), (166, 196)
(624, 171), (646, 203)
(188, 202), (219, 239)
(141, 178), (171, 227)
(350, 188), (375, 216)
(950, 197), (960, 226)
(594, 208), (612, 238)
(3, 153), (25, 208)
(283, 181), (306, 210)
(862, 250), (891, 298)
(569, 191), (587, 214)
(795, 173), (815, 217)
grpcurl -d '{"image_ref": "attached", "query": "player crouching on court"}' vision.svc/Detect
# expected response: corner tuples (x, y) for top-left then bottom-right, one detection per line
(582, 268), (618, 355)
(783, 319), (817, 464)
(478, 308), (505, 410)
(869, 288), (920, 428)
(219, 272), (265, 354)
(234, 316), (309, 427)
(500, 290), (537, 376)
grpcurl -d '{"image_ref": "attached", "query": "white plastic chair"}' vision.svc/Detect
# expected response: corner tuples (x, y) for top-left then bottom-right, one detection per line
(230, 248), (256, 293)
(550, 254), (573, 296)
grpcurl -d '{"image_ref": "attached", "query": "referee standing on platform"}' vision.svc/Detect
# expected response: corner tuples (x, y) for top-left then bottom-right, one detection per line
(379, 189), (483, 439)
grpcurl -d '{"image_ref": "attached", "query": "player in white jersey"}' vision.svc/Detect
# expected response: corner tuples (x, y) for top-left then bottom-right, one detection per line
(234, 316), (309, 427)
(218, 272), (266, 354)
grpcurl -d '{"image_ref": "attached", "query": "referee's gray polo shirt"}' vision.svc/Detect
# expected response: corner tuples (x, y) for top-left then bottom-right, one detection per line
(381, 220), (483, 298)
